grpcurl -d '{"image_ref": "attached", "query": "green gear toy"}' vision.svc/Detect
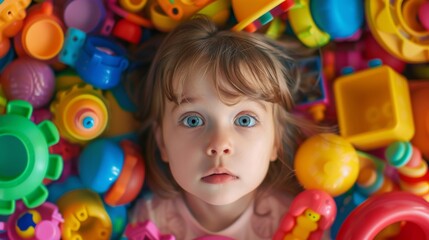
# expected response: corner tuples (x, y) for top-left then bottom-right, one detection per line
(0, 100), (63, 215)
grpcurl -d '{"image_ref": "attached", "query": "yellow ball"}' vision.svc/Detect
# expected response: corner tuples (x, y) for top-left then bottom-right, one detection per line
(294, 133), (359, 196)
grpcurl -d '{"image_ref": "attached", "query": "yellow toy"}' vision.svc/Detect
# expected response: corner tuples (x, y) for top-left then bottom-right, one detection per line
(157, 0), (213, 22)
(57, 189), (112, 240)
(231, 0), (294, 32)
(119, 0), (147, 12)
(288, 0), (330, 48)
(50, 84), (109, 144)
(273, 190), (336, 240)
(284, 209), (321, 240)
(334, 65), (415, 150)
(294, 133), (359, 197)
(150, 0), (230, 32)
(366, 0), (429, 63)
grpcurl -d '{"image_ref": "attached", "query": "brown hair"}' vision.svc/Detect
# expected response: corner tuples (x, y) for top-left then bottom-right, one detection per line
(134, 16), (317, 199)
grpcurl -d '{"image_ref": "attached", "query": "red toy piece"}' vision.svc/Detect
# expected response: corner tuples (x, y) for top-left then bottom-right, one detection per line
(337, 191), (429, 240)
(273, 189), (336, 240)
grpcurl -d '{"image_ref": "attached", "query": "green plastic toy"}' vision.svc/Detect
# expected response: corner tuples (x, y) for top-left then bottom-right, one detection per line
(0, 100), (63, 215)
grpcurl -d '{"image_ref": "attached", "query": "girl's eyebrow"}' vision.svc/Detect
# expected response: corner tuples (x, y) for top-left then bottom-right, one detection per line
(171, 96), (200, 112)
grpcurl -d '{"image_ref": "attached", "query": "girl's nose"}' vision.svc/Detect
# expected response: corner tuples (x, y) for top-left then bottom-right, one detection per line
(206, 128), (233, 156)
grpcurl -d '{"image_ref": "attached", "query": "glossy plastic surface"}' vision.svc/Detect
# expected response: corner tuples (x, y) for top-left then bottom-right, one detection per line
(337, 191), (429, 240)
(294, 133), (359, 196)
(334, 66), (415, 150)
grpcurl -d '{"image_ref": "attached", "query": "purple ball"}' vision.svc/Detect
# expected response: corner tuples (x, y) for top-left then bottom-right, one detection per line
(1, 58), (55, 109)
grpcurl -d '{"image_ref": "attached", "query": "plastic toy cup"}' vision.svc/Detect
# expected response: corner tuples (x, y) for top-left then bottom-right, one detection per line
(21, 2), (64, 60)
(74, 36), (129, 90)
(63, 0), (106, 33)
(334, 65), (415, 150)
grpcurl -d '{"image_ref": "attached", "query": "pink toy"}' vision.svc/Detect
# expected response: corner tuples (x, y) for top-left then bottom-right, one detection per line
(419, 2), (429, 30)
(31, 108), (52, 124)
(273, 189), (336, 240)
(0, 58), (55, 109)
(337, 191), (429, 240)
(0, 201), (63, 240)
(125, 220), (175, 240)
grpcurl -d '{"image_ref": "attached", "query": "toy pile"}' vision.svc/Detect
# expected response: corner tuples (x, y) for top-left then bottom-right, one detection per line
(0, 0), (429, 239)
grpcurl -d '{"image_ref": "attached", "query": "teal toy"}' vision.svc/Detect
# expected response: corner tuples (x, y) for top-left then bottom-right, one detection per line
(0, 100), (63, 215)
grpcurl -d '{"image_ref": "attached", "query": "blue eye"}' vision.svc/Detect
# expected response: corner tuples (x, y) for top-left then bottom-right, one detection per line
(182, 115), (204, 128)
(235, 115), (256, 127)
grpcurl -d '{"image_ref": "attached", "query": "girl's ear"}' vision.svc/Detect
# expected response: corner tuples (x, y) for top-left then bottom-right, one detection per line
(270, 135), (279, 162)
(154, 124), (169, 162)
(270, 144), (278, 162)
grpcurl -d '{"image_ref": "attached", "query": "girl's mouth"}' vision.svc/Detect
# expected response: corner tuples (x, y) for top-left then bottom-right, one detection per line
(201, 172), (239, 184)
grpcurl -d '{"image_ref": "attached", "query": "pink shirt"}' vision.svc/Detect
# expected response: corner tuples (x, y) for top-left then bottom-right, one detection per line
(130, 192), (293, 239)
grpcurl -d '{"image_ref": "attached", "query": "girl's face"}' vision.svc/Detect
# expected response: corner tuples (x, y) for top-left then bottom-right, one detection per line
(156, 74), (278, 205)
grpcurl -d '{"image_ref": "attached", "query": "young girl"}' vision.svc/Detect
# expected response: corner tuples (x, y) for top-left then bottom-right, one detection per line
(131, 16), (316, 239)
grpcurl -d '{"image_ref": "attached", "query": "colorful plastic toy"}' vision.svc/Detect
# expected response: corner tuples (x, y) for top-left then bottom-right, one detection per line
(330, 187), (366, 239)
(106, 0), (153, 28)
(119, 0), (147, 13)
(59, 27), (87, 67)
(0, 201), (63, 240)
(104, 204), (128, 240)
(385, 141), (429, 200)
(125, 220), (175, 240)
(334, 65), (415, 150)
(157, 0), (213, 22)
(62, 0), (106, 33)
(79, 139), (145, 206)
(362, 32), (406, 74)
(310, 0), (364, 39)
(1, 57), (55, 109)
(337, 191), (429, 240)
(273, 189), (336, 240)
(74, 36), (130, 90)
(112, 18), (142, 44)
(19, 2), (64, 60)
(56, 189), (112, 240)
(355, 151), (397, 197)
(409, 85), (429, 158)
(50, 84), (109, 144)
(0, 86), (7, 114)
(288, 0), (330, 48)
(366, 0), (429, 63)
(0, 0), (31, 58)
(419, 2), (429, 30)
(0, 44), (15, 72)
(294, 133), (360, 196)
(150, 0), (230, 32)
(232, 0), (294, 32)
(101, 88), (140, 139)
(294, 56), (329, 122)
(0, 100), (63, 215)
(54, 69), (85, 92)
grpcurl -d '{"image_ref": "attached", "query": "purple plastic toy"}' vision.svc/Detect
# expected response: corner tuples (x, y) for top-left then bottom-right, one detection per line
(0, 58), (55, 109)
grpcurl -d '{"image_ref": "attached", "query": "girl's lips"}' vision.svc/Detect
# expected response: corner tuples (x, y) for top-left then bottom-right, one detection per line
(201, 173), (238, 184)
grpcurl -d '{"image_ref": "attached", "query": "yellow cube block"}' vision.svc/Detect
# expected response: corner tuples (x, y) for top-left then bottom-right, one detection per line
(334, 66), (414, 150)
